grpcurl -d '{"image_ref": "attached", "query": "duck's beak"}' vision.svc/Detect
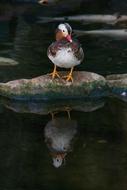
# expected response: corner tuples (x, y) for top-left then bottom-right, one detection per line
(66, 34), (72, 42)
(51, 152), (67, 159)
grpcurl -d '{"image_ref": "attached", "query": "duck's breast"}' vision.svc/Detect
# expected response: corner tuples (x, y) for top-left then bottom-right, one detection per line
(49, 47), (81, 68)
(48, 40), (84, 68)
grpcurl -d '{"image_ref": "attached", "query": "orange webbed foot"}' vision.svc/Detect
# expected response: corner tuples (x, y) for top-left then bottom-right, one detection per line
(62, 74), (73, 82)
(49, 70), (60, 79)
(62, 67), (74, 82)
(49, 65), (60, 79)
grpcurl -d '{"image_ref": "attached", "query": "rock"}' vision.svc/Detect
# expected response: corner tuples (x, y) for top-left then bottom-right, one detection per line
(0, 71), (107, 100)
(0, 57), (19, 66)
(106, 74), (127, 100)
(1, 98), (105, 115)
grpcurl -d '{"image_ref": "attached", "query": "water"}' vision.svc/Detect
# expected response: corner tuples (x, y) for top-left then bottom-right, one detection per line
(0, 2), (127, 190)
(0, 98), (127, 190)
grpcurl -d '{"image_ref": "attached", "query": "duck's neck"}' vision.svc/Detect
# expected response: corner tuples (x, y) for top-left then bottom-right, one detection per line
(56, 37), (72, 43)
(56, 34), (72, 42)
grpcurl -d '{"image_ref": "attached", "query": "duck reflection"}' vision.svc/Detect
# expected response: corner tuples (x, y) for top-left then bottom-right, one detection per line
(44, 112), (77, 168)
(0, 97), (105, 168)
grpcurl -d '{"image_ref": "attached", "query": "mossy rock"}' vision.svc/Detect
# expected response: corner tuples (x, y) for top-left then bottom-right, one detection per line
(106, 74), (127, 99)
(0, 71), (107, 101)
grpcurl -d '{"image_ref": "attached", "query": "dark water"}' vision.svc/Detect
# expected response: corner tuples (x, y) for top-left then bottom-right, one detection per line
(1, 98), (127, 190)
(0, 1), (127, 82)
(0, 2), (127, 190)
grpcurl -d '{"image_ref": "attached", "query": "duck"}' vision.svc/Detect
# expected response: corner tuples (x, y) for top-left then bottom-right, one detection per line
(44, 117), (77, 168)
(47, 23), (84, 82)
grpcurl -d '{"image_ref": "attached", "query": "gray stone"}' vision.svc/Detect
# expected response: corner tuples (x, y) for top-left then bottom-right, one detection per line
(0, 71), (106, 100)
(106, 74), (127, 88)
(106, 74), (127, 99)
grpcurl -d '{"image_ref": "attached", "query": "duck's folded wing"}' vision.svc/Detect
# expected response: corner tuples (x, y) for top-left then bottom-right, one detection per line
(70, 42), (84, 61)
(47, 42), (61, 57)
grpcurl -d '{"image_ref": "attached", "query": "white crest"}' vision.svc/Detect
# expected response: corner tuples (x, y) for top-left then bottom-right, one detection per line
(58, 24), (68, 33)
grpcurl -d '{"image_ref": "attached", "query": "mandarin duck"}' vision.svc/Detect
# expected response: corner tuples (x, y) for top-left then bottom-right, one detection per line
(47, 23), (84, 82)
(44, 117), (77, 168)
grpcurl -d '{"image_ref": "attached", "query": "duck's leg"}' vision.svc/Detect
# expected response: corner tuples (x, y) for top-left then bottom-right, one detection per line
(63, 67), (74, 82)
(50, 111), (58, 120)
(49, 65), (60, 79)
(66, 109), (71, 119)
(64, 107), (71, 119)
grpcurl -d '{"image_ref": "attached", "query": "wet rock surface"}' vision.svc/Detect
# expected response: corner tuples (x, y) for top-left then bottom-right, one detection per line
(1, 71), (127, 101)
(106, 74), (127, 99)
(0, 71), (106, 100)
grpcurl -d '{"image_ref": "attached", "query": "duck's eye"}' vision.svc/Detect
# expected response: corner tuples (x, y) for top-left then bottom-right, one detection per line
(63, 30), (65, 32)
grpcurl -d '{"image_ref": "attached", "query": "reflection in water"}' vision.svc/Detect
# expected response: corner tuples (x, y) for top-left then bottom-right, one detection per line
(44, 115), (77, 168)
(0, 98), (127, 189)
(1, 98), (105, 168)
(0, 98), (105, 169)
(0, 98), (105, 115)
(108, 98), (127, 133)
(1, 98), (105, 115)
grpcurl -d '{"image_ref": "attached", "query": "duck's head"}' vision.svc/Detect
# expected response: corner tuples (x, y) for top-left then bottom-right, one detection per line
(51, 152), (67, 168)
(55, 23), (72, 42)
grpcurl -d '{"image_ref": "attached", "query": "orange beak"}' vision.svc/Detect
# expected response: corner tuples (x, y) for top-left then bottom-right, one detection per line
(51, 152), (67, 159)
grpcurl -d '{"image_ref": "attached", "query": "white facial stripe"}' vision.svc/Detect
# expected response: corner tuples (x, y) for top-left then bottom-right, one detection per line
(58, 24), (68, 33)
(53, 157), (63, 168)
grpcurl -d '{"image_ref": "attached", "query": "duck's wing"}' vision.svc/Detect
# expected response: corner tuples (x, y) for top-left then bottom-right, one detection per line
(47, 40), (84, 61)
(47, 42), (61, 57)
(70, 41), (84, 61)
